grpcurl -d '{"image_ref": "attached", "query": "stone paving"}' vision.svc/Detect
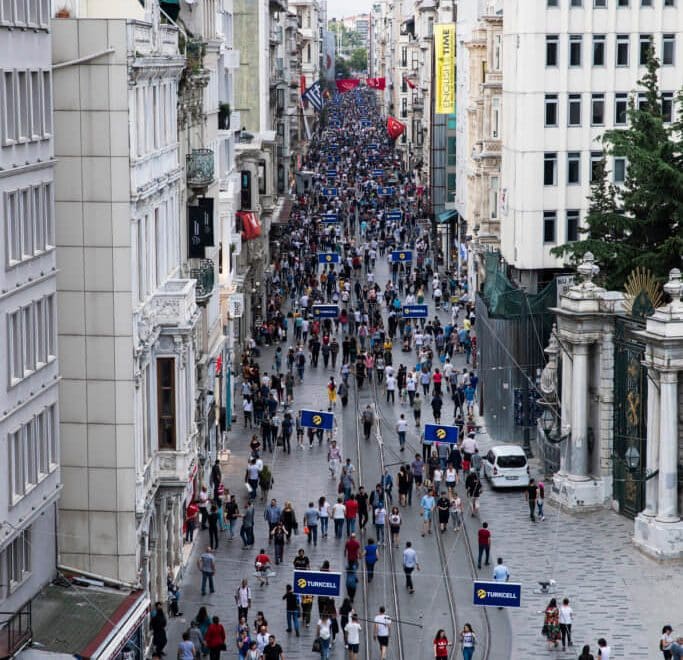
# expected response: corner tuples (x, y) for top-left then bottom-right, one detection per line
(164, 256), (682, 660)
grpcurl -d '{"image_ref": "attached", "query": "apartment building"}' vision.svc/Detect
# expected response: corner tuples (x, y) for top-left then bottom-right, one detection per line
(0, 1), (60, 652)
(501, 0), (683, 291)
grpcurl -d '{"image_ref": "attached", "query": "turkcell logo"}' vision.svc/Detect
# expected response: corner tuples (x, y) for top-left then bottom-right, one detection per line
(293, 570), (341, 597)
(472, 581), (522, 608)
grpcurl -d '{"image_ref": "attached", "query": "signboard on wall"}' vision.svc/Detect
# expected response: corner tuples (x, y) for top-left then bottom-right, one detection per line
(434, 23), (456, 114)
(188, 198), (214, 258)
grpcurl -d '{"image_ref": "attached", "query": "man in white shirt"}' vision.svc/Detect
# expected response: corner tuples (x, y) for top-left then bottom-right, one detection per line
(385, 374), (397, 404)
(558, 598), (573, 650)
(373, 606), (392, 660)
(402, 541), (420, 593)
(345, 614), (362, 660)
(492, 557), (509, 582)
(460, 433), (478, 460)
(396, 415), (408, 451)
(597, 638), (611, 660)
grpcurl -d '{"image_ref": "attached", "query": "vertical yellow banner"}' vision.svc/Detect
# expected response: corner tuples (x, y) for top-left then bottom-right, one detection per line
(434, 23), (456, 115)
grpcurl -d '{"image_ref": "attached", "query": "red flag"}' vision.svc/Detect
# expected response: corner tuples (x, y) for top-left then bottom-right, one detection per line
(238, 211), (262, 240)
(403, 75), (416, 89)
(335, 79), (360, 93)
(300, 75), (307, 96)
(386, 116), (406, 140)
(366, 77), (386, 90)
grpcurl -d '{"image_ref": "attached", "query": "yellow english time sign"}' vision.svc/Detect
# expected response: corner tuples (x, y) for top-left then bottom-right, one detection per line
(434, 23), (455, 115)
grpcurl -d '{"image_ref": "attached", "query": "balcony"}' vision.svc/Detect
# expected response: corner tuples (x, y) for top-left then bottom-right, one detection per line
(270, 25), (283, 44)
(190, 259), (215, 304)
(147, 279), (198, 328)
(186, 148), (215, 189)
(0, 603), (32, 658)
(156, 450), (194, 489)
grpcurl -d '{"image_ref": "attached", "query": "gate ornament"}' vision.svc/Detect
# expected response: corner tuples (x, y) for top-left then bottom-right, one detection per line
(623, 267), (663, 319)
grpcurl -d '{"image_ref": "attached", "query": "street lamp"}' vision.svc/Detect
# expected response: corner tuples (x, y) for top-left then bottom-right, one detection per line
(625, 446), (640, 471)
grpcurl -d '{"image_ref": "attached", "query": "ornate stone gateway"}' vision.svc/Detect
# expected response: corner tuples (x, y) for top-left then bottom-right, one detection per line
(612, 269), (662, 518)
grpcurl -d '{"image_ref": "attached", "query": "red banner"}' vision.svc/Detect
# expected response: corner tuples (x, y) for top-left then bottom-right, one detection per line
(238, 211), (262, 240)
(300, 75), (307, 97)
(335, 78), (360, 93)
(366, 77), (386, 90)
(387, 116), (406, 140)
(404, 75), (416, 89)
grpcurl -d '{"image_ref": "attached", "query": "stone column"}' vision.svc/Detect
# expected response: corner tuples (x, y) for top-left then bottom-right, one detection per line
(569, 343), (590, 479)
(656, 370), (679, 523)
(642, 369), (660, 516)
(558, 345), (573, 475)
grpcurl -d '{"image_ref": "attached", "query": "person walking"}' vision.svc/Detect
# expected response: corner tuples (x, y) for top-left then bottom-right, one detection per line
(420, 488), (435, 536)
(344, 532), (361, 570)
(597, 638), (611, 659)
(318, 496), (330, 538)
(304, 501), (320, 546)
(178, 631), (197, 660)
(660, 626), (674, 659)
(345, 613), (362, 660)
(328, 441), (342, 479)
(264, 498), (282, 537)
(493, 557), (509, 582)
(316, 614), (333, 660)
(433, 629), (451, 660)
(208, 504), (220, 550)
(198, 546), (216, 596)
(477, 522), (491, 569)
(388, 507), (402, 547)
(282, 584), (301, 636)
(412, 392), (422, 426)
(240, 500), (255, 548)
(396, 414), (408, 451)
(270, 521), (286, 565)
(543, 598), (561, 650)
(559, 597), (573, 650)
(363, 537), (379, 582)
(205, 616), (227, 660)
(578, 644), (595, 660)
(373, 607), (392, 660)
(235, 579), (252, 622)
(332, 497), (346, 539)
(150, 602), (168, 657)
(386, 372), (397, 403)
(465, 471), (482, 516)
(460, 623), (476, 660)
(436, 491), (450, 532)
(345, 494), (358, 535)
(537, 480), (546, 521)
(525, 478), (538, 522)
(362, 405), (375, 440)
(373, 500), (386, 544)
(450, 493), (463, 531)
(402, 541), (420, 594)
(262, 635), (284, 660)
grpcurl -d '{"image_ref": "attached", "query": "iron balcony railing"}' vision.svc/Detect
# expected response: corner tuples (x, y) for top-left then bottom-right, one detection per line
(190, 259), (215, 303)
(0, 602), (32, 658)
(186, 148), (215, 188)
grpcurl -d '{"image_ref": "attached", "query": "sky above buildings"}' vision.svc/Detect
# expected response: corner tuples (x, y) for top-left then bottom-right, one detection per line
(327, 0), (372, 19)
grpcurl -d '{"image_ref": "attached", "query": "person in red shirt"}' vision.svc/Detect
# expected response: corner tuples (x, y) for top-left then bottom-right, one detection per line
(255, 549), (272, 586)
(433, 629), (451, 659)
(345, 494), (359, 536)
(344, 532), (361, 570)
(204, 615), (226, 660)
(185, 502), (199, 542)
(432, 369), (443, 396)
(477, 521), (491, 569)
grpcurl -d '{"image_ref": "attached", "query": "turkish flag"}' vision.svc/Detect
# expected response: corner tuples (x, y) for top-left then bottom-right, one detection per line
(386, 116), (406, 140)
(238, 211), (262, 240)
(335, 78), (360, 93)
(404, 76), (416, 89)
(366, 77), (386, 90)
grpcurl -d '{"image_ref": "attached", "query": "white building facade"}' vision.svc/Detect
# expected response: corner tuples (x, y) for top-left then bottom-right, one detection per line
(0, 0), (60, 647)
(501, 0), (683, 290)
(53, 0), (195, 606)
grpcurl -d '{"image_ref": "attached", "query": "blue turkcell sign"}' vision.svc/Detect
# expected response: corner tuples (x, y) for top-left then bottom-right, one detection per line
(402, 304), (428, 319)
(423, 423), (459, 445)
(321, 213), (340, 223)
(312, 304), (340, 319)
(299, 409), (335, 431)
(367, 143), (378, 150)
(377, 186), (394, 196)
(473, 581), (522, 608)
(318, 253), (340, 264)
(372, 169), (384, 177)
(293, 570), (341, 597)
(390, 250), (413, 263)
(327, 170), (337, 178)
(387, 210), (402, 221)
(360, 120), (372, 128)
(321, 187), (338, 197)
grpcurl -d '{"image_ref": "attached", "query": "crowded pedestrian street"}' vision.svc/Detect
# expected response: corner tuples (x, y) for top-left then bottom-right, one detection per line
(160, 89), (677, 660)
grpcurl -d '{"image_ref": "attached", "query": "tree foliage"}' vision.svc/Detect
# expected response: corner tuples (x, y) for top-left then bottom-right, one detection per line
(552, 56), (683, 290)
(348, 48), (368, 74)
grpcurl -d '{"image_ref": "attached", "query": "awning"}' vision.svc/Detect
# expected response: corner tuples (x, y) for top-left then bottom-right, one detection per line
(437, 209), (458, 223)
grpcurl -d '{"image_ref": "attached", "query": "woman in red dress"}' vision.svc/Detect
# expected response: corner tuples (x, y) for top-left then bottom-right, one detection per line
(433, 629), (451, 660)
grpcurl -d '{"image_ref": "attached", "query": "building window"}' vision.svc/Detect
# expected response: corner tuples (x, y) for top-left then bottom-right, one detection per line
(590, 151), (603, 181)
(546, 35), (559, 66)
(544, 153), (557, 186)
(594, 0), (606, 5)
(447, 136), (456, 166)
(491, 97), (500, 138)
(401, 97), (407, 118)
(615, 93), (628, 124)
(567, 210), (580, 242)
(571, 0), (582, 5)
(662, 34), (675, 65)
(447, 173), (456, 203)
(490, 176), (499, 219)
(157, 357), (176, 450)
(593, 35), (605, 65)
(613, 157), (626, 183)
(639, 34), (653, 65)
(543, 212), (557, 243)
(662, 92), (674, 123)
(616, 35), (629, 66)
(257, 160), (266, 196)
(545, 94), (558, 126)
(493, 34), (502, 71)
(547, 0), (558, 6)
(665, 0), (675, 5)
(591, 93), (605, 125)
(568, 94), (581, 126)
(567, 152), (581, 184)
(7, 528), (31, 591)
(401, 47), (407, 68)
(569, 35), (582, 66)
(618, 0), (628, 5)
(3, 70), (17, 143)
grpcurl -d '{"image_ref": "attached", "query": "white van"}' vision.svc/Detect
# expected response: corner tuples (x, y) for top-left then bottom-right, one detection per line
(482, 445), (530, 488)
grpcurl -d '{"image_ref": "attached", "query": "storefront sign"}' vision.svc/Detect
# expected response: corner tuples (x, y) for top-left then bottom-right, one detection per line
(435, 23), (456, 114)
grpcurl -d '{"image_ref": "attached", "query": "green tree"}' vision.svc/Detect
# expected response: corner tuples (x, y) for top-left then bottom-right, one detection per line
(553, 55), (683, 289)
(349, 47), (368, 73)
(335, 58), (352, 79)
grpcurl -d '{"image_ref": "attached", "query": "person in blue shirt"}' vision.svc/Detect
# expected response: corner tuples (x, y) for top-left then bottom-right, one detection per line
(420, 489), (435, 536)
(492, 557), (509, 581)
(363, 538), (379, 582)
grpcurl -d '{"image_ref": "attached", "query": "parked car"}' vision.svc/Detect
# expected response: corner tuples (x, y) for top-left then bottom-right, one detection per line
(482, 445), (530, 488)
